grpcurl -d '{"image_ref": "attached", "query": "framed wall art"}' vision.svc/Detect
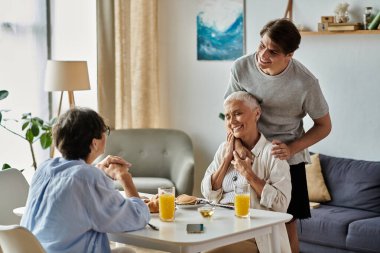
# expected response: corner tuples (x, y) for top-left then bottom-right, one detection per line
(197, 0), (245, 61)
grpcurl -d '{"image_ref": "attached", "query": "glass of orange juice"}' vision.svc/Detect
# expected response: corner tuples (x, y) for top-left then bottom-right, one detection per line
(158, 187), (175, 221)
(234, 183), (250, 218)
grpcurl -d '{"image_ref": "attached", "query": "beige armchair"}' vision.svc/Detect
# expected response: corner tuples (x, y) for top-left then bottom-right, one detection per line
(96, 128), (195, 195)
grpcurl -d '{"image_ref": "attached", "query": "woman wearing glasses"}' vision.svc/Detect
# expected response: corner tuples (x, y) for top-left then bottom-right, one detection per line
(21, 107), (150, 253)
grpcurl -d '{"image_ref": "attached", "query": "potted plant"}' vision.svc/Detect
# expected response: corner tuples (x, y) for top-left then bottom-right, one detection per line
(0, 90), (55, 171)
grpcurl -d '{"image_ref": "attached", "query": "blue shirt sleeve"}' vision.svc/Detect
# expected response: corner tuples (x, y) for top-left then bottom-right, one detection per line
(80, 176), (150, 233)
(76, 171), (150, 233)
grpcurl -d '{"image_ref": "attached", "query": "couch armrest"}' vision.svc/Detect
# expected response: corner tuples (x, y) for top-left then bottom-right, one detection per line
(171, 157), (194, 195)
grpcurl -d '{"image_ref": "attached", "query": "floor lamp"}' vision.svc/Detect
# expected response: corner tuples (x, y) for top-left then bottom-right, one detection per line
(44, 60), (91, 157)
(44, 60), (91, 117)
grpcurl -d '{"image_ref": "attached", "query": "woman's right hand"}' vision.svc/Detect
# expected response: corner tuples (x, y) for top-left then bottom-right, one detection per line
(104, 162), (140, 198)
(223, 132), (235, 162)
(101, 162), (131, 181)
(96, 155), (131, 171)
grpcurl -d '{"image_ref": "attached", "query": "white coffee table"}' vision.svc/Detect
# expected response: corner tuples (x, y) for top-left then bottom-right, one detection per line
(108, 207), (292, 253)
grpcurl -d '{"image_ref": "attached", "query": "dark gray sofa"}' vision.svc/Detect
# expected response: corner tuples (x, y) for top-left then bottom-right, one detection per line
(297, 153), (380, 253)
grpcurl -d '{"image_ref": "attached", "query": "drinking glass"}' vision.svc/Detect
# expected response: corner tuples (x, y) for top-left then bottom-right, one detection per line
(234, 183), (250, 218)
(158, 186), (175, 221)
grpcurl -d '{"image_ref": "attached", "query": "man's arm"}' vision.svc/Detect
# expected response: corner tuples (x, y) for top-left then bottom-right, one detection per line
(272, 113), (332, 160)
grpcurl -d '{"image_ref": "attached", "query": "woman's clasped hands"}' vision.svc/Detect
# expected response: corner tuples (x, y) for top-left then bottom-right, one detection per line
(96, 155), (132, 181)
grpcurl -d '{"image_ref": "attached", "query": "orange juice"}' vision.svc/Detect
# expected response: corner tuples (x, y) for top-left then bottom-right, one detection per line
(234, 194), (250, 217)
(159, 193), (175, 221)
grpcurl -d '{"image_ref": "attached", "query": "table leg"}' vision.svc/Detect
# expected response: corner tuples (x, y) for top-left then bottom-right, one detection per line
(269, 224), (281, 253)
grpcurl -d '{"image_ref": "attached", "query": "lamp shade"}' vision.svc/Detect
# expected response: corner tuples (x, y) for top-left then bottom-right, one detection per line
(44, 60), (91, 91)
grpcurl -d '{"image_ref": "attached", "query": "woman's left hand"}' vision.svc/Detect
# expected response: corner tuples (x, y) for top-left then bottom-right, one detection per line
(271, 140), (291, 160)
(97, 155), (131, 170)
(231, 151), (253, 177)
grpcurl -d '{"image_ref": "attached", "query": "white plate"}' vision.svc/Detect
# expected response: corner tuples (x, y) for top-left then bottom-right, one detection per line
(175, 203), (206, 209)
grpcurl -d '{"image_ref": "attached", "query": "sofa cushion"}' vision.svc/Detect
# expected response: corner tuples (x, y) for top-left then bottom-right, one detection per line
(298, 205), (378, 249)
(300, 241), (357, 253)
(319, 154), (380, 213)
(306, 153), (331, 202)
(347, 216), (380, 253)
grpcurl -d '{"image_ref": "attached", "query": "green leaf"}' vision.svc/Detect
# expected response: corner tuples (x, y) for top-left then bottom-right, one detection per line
(2, 163), (11, 170)
(219, 113), (225, 121)
(0, 90), (9, 100)
(40, 133), (52, 149)
(35, 117), (43, 125)
(26, 129), (34, 143)
(22, 113), (31, 119)
(22, 121), (29, 130)
(0, 112), (2, 124)
(31, 123), (40, 136)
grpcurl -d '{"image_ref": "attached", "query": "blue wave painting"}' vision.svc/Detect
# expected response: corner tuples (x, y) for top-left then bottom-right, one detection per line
(197, 1), (244, 61)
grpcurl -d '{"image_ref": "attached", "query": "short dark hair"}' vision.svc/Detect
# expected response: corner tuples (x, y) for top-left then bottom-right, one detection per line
(53, 107), (107, 160)
(260, 18), (301, 54)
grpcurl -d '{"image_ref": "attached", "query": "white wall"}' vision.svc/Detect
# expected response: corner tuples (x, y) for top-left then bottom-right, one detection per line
(27, 0), (379, 195)
(158, 0), (380, 196)
(50, 0), (97, 112)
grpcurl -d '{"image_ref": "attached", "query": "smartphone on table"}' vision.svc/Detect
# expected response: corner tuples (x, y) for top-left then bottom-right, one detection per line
(186, 224), (204, 233)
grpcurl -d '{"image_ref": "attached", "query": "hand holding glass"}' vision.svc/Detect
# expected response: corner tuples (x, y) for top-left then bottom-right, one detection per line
(158, 187), (175, 221)
(234, 183), (250, 218)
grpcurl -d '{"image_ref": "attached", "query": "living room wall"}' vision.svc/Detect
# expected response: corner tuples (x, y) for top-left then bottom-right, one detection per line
(158, 0), (380, 196)
(47, 0), (379, 197)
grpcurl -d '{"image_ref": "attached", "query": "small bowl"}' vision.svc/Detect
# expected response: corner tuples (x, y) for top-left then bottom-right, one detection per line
(198, 205), (215, 218)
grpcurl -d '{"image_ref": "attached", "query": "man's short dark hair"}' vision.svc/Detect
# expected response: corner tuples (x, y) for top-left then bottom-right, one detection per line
(260, 18), (301, 54)
(53, 107), (107, 160)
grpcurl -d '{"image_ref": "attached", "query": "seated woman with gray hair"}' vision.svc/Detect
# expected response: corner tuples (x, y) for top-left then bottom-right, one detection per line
(201, 91), (292, 253)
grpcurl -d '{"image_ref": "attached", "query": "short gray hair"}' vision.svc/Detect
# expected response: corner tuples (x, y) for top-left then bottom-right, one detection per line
(224, 91), (261, 111)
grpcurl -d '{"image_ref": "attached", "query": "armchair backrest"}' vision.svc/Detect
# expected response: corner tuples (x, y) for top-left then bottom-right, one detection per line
(96, 128), (195, 195)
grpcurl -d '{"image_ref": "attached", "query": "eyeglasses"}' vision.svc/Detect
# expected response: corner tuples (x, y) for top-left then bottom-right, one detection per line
(105, 126), (110, 136)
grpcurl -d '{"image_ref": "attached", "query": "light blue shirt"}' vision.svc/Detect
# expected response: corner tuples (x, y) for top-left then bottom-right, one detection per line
(21, 157), (150, 253)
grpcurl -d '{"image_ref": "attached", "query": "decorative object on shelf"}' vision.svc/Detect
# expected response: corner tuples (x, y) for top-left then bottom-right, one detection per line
(318, 23), (328, 32)
(368, 11), (380, 30)
(318, 16), (335, 32)
(363, 7), (374, 30)
(334, 2), (350, 23)
(327, 22), (360, 32)
(196, 0), (245, 61)
(321, 16), (334, 23)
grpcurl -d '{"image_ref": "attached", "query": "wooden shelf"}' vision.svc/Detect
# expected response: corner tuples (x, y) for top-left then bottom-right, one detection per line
(300, 30), (380, 36)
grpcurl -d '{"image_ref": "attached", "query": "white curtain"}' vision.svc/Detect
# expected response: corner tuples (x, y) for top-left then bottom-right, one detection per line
(97, 0), (159, 129)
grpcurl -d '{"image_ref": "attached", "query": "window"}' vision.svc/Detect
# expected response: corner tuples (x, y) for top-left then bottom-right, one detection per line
(0, 0), (49, 176)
